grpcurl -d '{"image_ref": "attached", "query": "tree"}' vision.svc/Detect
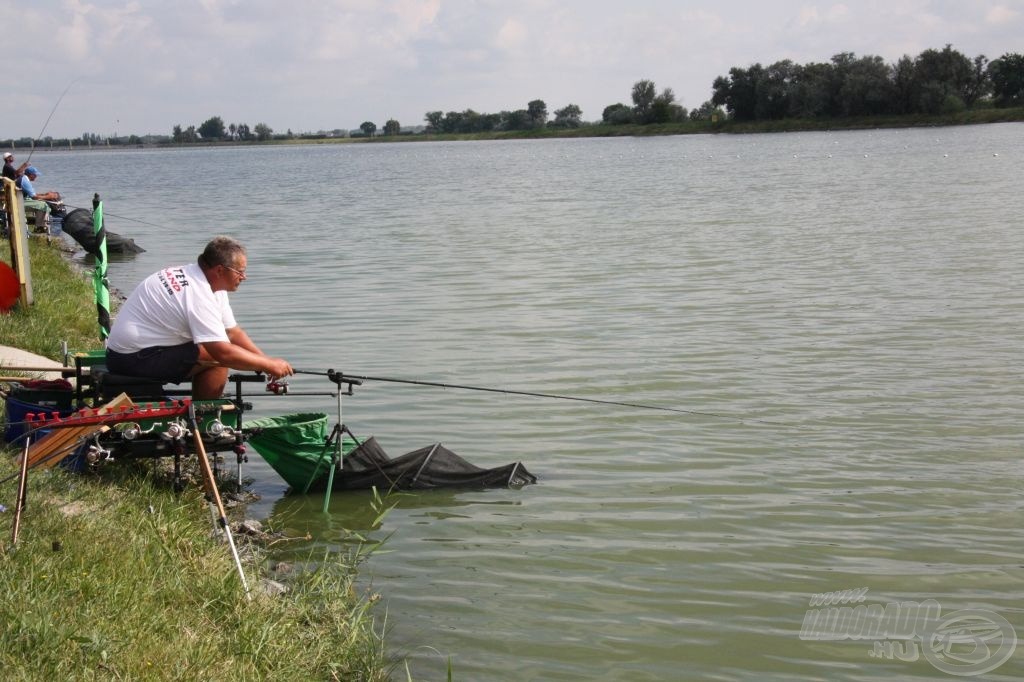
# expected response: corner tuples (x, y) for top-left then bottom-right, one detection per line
(890, 55), (918, 115)
(424, 111), (444, 132)
(835, 55), (893, 116)
(602, 103), (632, 125)
(631, 80), (657, 122)
(650, 87), (686, 123)
(172, 124), (183, 143)
(440, 111), (464, 133)
(988, 53), (1024, 107)
(360, 121), (377, 136)
(787, 61), (834, 118)
(963, 55), (990, 107)
(503, 109), (530, 130)
(253, 123), (273, 141)
(383, 119), (401, 135)
(460, 109), (482, 132)
(754, 60), (799, 119)
(712, 65), (764, 121)
(198, 116), (226, 140)
(228, 123), (237, 140)
(527, 99), (547, 128)
(236, 123), (252, 141)
(914, 44), (974, 114)
(552, 104), (583, 128)
(689, 100), (725, 122)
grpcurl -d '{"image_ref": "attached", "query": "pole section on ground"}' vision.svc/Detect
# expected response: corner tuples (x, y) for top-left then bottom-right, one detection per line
(189, 403), (251, 600)
(10, 438), (31, 547)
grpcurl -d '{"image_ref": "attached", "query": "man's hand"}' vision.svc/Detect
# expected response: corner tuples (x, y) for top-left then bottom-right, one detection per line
(264, 358), (294, 381)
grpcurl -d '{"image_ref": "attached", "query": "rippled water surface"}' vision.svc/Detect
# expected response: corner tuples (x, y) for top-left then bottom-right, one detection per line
(40, 125), (1024, 680)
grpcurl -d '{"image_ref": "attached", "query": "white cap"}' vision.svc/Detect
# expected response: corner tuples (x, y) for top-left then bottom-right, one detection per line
(3, 152), (12, 160)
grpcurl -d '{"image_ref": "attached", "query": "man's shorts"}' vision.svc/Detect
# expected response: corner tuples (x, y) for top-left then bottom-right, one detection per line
(106, 342), (199, 383)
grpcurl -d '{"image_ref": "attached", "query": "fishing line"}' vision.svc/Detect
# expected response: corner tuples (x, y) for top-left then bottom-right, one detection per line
(26, 79), (81, 164)
(60, 203), (171, 230)
(294, 369), (803, 429)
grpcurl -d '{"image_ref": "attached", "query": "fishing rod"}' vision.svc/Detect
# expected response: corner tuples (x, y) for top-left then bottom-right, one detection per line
(25, 79), (80, 164)
(294, 369), (796, 427)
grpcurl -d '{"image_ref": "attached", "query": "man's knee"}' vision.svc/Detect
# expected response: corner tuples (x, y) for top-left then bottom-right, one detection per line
(191, 365), (228, 400)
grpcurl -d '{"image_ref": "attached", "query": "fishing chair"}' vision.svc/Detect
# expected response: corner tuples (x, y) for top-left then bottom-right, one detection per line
(71, 350), (256, 489)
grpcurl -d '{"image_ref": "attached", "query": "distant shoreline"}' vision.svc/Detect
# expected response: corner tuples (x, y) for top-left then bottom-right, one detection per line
(11, 107), (1024, 152)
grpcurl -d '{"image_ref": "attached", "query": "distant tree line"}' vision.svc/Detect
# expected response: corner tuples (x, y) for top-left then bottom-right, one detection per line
(411, 45), (1023, 132)
(0, 131), (159, 149)
(421, 99), (584, 134)
(709, 46), (1024, 121)
(171, 116), (274, 142)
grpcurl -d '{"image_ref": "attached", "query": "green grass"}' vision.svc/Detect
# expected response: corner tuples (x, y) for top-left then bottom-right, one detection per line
(0, 460), (389, 681)
(0, 237), (101, 361)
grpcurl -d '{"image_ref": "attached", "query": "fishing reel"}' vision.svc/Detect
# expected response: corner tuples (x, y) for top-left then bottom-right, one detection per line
(118, 421), (157, 440)
(266, 379), (288, 395)
(82, 443), (113, 466)
(204, 419), (237, 439)
(160, 420), (189, 441)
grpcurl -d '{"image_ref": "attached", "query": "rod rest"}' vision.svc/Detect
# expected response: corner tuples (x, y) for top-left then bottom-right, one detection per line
(228, 372), (267, 383)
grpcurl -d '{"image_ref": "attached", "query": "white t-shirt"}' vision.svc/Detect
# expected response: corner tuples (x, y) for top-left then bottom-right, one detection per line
(106, 262), (237, 353)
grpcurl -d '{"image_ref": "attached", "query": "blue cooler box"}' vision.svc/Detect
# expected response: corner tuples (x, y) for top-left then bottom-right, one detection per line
(3, 387), (76, 443)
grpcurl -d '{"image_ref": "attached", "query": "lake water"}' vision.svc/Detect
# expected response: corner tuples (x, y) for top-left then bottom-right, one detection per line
(35, 124), (1024, 680)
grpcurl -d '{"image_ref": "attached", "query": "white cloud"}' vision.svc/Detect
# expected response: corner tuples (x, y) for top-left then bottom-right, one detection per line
(986, 4), (1020, 24)
(495, 18), (528, 50)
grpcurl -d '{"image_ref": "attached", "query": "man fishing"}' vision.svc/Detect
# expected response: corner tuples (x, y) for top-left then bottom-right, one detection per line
(2, 151), (26, 182)
(106, 236), (293, 399)
(17, 165), (60, 230)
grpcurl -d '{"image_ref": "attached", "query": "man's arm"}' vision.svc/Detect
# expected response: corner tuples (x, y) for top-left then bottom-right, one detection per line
(32, 189), (61, 202)
(200, 337), (293, 379)
(226, 326), (263, 355)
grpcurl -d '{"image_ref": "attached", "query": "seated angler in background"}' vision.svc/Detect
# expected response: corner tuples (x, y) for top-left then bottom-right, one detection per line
(2, 151), (27, 182)
(105, 236), (294, 400)
(17, 165), (60, 229)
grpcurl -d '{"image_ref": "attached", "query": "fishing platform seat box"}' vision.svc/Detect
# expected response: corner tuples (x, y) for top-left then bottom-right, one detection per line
(73, 350), (188, 403)
(93, 370), (178, 402)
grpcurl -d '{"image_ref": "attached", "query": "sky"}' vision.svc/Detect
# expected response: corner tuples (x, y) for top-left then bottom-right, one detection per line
(1, 0), (1021, 139)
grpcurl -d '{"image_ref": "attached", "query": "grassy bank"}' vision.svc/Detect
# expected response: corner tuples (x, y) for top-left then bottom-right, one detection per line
(0, 239), (99, 359)
(0, 237), (389, 680)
